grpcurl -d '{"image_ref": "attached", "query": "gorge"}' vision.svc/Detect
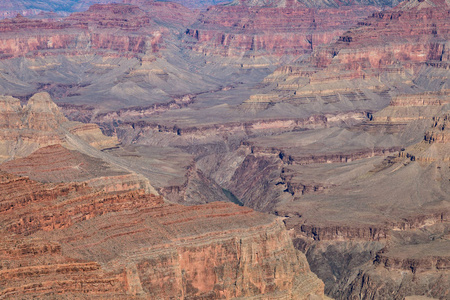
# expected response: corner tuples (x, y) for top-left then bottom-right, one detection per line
(0, 0), (448, 299)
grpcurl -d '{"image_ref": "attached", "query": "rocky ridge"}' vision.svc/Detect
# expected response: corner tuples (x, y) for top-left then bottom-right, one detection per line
(0, 170), (327, 299)
(0, 92), (117, 163)
(0, 92), (328, 299)
(184, 4), (380, 57)
(0, 4), (165, 60)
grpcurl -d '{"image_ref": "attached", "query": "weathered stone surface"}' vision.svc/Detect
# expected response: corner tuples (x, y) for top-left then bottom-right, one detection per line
(0, 92), (117, 162)
(0, 90), (327, 298)
(0, 144), (129, 183)
(0, 4), (165, 59)
(0, 169), (326, 299)
(184, 4), (380, 57)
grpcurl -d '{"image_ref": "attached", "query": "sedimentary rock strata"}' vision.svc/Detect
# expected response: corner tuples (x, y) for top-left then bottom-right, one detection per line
(0, 88), (327, 298)
(0, 92), (117, 162)
(0, 169), (327, 299)
(185, 4), (380, 56)
(0, 144), (129, 183)
(273, 114), (450, 298)
(0, 4), (164, 59)
(0, 0), (448, 299)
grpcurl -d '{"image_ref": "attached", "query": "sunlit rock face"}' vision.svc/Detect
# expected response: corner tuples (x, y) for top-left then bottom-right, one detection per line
(0, 92), (117, 162)
(184, 2), (380, 57)
(0, 171), (326, 299)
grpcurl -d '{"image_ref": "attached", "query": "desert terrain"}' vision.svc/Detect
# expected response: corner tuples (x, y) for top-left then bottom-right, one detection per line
(0, 0), (448, 299)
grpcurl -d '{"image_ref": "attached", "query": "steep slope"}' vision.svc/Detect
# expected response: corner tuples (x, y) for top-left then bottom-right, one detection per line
(255, 0), (450, 119)
(201, 0), (450, 297)
(0, 92), (328, 299)
(0, 92), (118, 162)
(228, 0), (401, 7)
(0, 4), (165, 60)
(184, 2), (380, 57)
(0, 170), (327, 299)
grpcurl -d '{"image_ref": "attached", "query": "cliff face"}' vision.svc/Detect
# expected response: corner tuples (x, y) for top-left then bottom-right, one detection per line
(184, 4), (380, 57)
(0, 168), (326, 299)
(0, 4), (166, 59)
(0, 89), (327, 299)
(425, 114), (450, 144)
(253, 0), (450, 121)
(309, 0), (450, 71)
(0, 92), (117, 162)
(123, 0), (198, 27)
(272, 113), (450, 299)
(0, 93), (66, 161)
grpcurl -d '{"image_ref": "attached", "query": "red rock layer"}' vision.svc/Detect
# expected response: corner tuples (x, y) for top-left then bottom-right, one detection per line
(184, 4), (380, 56)
(66, 4), (152, 29)
(0, 144), (128, 182)
(0, 4), (166, 59)
(0, 171), (325, 299)
(309, 0), (450, 72)
(0, 92), (117, 161)
(123, 0), (198, 27)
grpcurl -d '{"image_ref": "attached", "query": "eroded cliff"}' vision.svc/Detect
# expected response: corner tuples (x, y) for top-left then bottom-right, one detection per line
(0, 92), (117, 162)
(184, 4), (380, 57)
(0, 91), (328, 298)
(0, 170), (326, 299)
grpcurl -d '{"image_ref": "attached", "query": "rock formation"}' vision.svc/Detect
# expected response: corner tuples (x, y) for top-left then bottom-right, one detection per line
(0, 92), (117, 162)
(0, 169), (328, 299)
(0, 90), (329, 299)
(0, 4), (165, 59)
(184, 3), (380, 57)
(0, 0), (448, 299)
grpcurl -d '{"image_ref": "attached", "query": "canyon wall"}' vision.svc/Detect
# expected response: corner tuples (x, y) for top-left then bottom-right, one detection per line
(0, 4), (166, 59)
(0, 91), (328, 299)
(0, 92), (117, 162)
(0, 170), (327, 299)
(184, 4), (380, 57)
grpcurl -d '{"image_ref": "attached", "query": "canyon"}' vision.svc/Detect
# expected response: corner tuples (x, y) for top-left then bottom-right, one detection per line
(0, 93), (327, 299)
(0, 0), (449, 299)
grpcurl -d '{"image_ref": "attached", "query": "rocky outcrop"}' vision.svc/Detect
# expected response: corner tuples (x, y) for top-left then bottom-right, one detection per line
(309, 0), (450, 72)
(0, 4), (166, 59)
(0, 87), (328, 298)
(275, 119), (450, 298)
(0, 93), (66, 161)
(228, 0), (401, 8)
(336, 223), (450, 299)
(424, 114), (450, 144)
(123, 0), (198, 27)
(184, 4), (380, 57)
(370, 91), (450, 124)
(254, 0), (450, 120)
(0, 144), (129, 183)
(0, 170), (327, 299)
(0, 92), (117, 162)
